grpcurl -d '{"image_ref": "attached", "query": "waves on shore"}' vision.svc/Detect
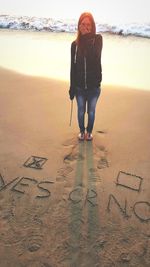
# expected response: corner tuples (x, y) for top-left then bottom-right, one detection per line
(0, 14), (150, 38)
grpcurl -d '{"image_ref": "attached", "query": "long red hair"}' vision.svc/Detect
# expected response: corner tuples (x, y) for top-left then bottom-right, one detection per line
(76, 12), (96, 45)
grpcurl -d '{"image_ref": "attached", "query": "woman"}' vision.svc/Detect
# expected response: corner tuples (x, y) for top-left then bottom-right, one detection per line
(69, 12), (103, 141)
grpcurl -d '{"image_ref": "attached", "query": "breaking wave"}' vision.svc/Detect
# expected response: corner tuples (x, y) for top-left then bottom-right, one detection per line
(0, 15), (150, 38)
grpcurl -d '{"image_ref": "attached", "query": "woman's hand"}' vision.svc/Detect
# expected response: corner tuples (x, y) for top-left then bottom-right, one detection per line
(79, 18), (92, 35)
(79, 24), (90, 35)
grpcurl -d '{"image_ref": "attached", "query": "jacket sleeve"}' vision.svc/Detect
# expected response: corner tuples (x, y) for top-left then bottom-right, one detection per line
(95, 34), (103, 58)
(70, 41), (76, 89)
(95, 34), (103, 82)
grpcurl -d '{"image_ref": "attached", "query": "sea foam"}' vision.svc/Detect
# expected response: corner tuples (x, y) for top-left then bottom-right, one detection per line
(0, 15), (150, 38)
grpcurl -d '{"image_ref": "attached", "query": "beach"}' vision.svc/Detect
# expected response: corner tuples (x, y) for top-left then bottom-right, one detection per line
(0, 30), (150, 267)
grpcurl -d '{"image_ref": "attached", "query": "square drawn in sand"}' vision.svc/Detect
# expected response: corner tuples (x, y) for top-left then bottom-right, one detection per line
(116, 171), (143, 192)
(0, 173), (5, 189)
(23, 156), (48, 170)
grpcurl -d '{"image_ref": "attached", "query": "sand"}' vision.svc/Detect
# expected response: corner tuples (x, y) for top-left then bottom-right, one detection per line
(0, 67), (150, 267)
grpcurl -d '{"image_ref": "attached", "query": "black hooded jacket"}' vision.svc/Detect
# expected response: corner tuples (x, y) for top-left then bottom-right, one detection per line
(70, 33), (103, 94)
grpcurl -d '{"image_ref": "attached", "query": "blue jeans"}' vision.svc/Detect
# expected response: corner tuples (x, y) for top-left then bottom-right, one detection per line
(75, 86), (101, 133)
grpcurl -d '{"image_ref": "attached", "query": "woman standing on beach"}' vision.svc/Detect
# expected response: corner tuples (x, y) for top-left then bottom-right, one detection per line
(69, 12), (103, 141)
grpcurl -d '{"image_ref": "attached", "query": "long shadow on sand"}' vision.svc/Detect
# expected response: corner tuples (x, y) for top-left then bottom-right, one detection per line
(68, 141), (100, 267)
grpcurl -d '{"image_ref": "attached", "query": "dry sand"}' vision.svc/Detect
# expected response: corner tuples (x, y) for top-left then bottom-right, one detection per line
(0, 68), (150, 267)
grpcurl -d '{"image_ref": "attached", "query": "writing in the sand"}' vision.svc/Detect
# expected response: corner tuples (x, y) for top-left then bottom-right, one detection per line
(69, 188), (98, 207)
(68, 170), (150, 223)
(68, 187), (150, 223)
(107, 194), (150, 223)
(0, 172), (149, 223)
(111, 171), (150, 222)
(0, 175), (53, 198)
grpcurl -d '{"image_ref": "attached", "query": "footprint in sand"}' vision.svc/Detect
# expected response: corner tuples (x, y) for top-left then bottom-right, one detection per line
(26, 234), (44, 253)
(62, 133), (109, 173)
(94, 131), (110, 169)
(0, 191), (50, 256)
(64, 152), (84, 163)
(25, 260), (52, 267)
(56, 166), (73, 182)
(97, 144), (107, 152)
(63, 134), (87, 163)
(97, 156), (109, 169)
(88, 168), (102, 183)
(62, 135), (78, 147)
(63, 143), (85, 164)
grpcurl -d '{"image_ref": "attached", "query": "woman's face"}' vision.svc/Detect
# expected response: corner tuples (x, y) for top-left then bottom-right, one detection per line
(79, 17), (92, 35)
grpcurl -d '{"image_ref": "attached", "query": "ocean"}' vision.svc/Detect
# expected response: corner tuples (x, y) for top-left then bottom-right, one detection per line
(0, 14), (150, 38)
(0, 14), (150, 91)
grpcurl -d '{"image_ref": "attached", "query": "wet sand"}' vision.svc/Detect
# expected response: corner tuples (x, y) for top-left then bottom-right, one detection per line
(0, 68), (150, 267)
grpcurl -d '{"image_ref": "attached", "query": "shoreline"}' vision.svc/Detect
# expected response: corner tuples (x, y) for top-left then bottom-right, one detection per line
(1, 27), (149, 40)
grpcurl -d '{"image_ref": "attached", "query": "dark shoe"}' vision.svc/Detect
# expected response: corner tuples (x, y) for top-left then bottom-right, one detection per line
(86, 132), (93, 141)
(78, 132), (85, 141)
